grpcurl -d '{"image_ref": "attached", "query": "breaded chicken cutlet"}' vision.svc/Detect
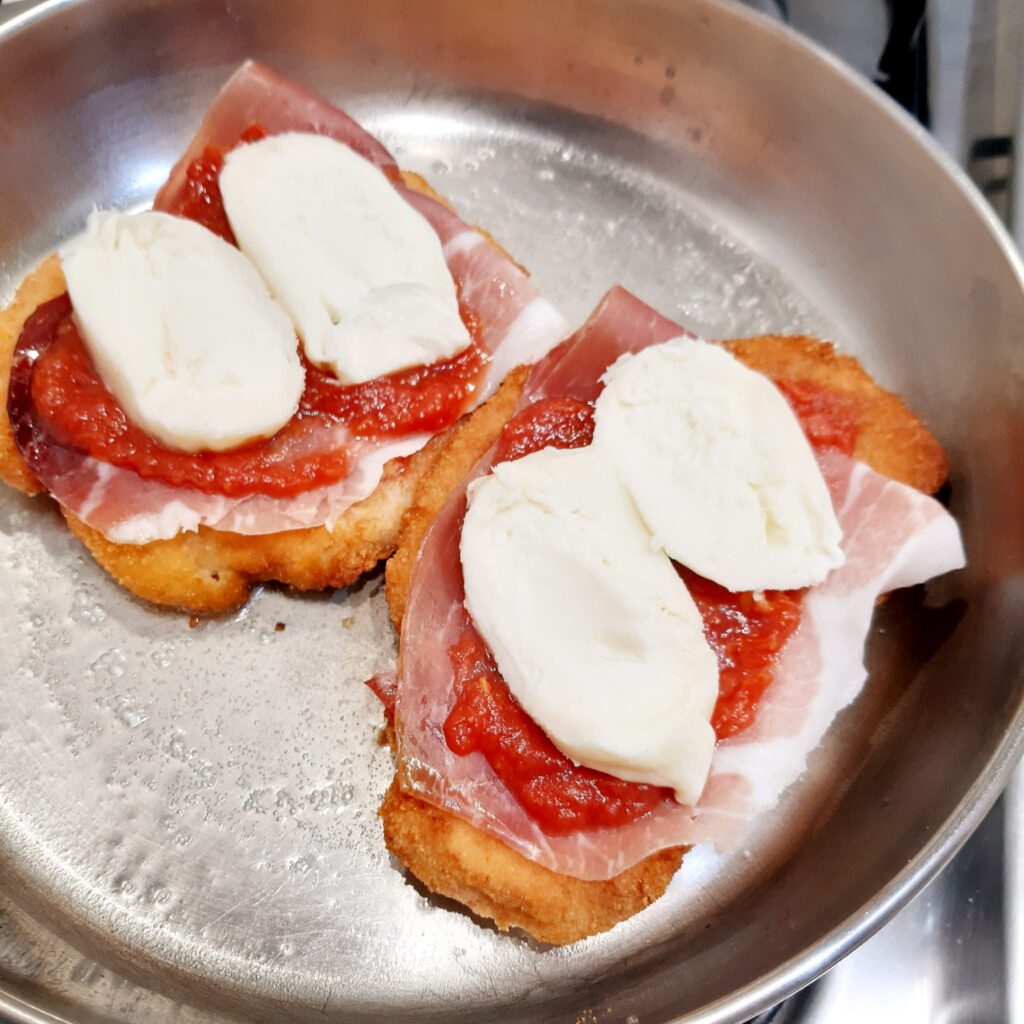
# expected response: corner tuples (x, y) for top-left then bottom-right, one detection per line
(0, 175), (532, 614)
(381, 334), (950, 945)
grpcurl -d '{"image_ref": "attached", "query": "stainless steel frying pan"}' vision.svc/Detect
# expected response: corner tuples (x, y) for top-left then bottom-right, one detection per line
(0, 1), (1021, 1022)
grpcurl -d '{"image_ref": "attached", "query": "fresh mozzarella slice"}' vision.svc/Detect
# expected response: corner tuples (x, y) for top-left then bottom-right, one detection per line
(593, 338), (845, 591)
(60, 210), (304, 453)
(219, 132), (472, 384)
(460, 445), (719, 805)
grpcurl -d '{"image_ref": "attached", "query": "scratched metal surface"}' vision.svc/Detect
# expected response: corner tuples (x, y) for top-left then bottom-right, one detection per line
(0, 2), (1021, 1023)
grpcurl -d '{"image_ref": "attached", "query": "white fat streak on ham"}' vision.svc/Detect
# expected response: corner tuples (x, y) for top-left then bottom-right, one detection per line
(394, 286), (966, 882)
(711, 451), (966, 810)
(47, 432), (430, 544)
(41, 62), (566, 543)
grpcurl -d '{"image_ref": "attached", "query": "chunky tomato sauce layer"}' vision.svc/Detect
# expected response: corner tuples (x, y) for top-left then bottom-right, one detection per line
(443, 382), (857, 835)
(20, 126), (487, 499)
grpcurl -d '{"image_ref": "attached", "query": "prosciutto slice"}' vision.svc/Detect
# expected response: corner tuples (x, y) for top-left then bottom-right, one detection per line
(394, 286), (966, 882)
(18, 61), (566, 543)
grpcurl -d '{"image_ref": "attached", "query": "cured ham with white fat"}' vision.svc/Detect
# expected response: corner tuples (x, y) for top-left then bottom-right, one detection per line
(393, 286), (966, 882)
(12, 62), (566, 543)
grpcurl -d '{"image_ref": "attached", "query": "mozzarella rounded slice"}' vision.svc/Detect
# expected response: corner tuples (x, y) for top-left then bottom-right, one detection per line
(461, 445), (719, 806)
(60, 210), (304, 453)
(219, 132), (472, 385)
(593, 337), (845, 592)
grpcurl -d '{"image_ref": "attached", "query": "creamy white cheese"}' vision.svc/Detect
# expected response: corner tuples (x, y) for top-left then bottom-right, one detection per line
(593, 338), (845, 591)
(461, 445), (719, 805)
(60, 210), (304, 453)
(219, 132), (472, 385)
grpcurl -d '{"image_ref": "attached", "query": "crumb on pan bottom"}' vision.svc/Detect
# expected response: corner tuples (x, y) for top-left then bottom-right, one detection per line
(379, 781), (686, 946)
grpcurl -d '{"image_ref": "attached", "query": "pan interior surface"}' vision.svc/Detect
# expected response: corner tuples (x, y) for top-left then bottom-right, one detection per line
(0, 1), (1021, 1023)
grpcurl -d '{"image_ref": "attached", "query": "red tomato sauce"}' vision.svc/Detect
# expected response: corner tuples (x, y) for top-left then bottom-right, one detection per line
(29, 313), (486, 498)
(302, 304), (486, 440)
(25, 125), (488, 498)
(173, 124), (268, 243)
(493, 396), (594, 463)
(30, 316), (353, 498)
(444, 629), (671, 835)
(443, 383), (852, 834)
(681, 569), (803, 738)
(775, 378), (859, 457)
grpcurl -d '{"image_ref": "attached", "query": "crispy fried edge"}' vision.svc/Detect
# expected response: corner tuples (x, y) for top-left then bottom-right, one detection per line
(380, 781), (684, 946)
(0, 173), (521, 614)
(380, 333), (951, 945)
(61, 434), (448, 614)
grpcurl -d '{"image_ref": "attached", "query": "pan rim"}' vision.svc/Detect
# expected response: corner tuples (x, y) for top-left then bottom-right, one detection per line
(0, 1), (1020, 1022)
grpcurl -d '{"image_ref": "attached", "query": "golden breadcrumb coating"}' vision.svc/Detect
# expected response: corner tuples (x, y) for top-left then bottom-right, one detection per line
(0, 174), (524, 613)
(381, 332), (951, 945)
(379, 781), (684, 946)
